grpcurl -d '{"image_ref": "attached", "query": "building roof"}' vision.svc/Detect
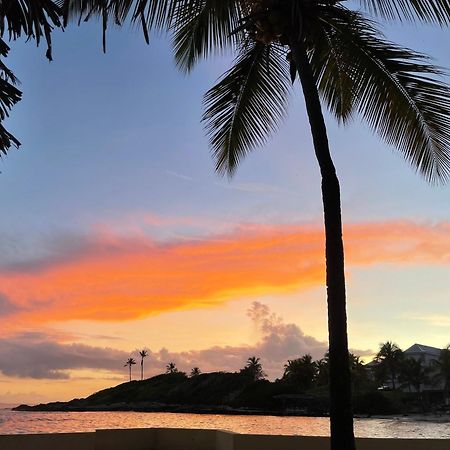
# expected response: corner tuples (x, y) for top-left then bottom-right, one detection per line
(404, 343), (441, 357)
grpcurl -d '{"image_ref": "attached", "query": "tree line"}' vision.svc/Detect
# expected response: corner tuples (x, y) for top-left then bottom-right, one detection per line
(124, 342), (450, 400)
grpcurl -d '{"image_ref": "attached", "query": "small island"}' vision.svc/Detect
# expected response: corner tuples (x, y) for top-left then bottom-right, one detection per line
(15, 344), (450, 418)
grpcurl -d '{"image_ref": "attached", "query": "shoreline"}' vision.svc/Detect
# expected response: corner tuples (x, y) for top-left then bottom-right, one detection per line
(10, 405), (450, 423)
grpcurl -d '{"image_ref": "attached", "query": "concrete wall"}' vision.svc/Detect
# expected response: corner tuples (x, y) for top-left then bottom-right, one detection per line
(0, 432), (95, 450)
(0, 427), (448, 450)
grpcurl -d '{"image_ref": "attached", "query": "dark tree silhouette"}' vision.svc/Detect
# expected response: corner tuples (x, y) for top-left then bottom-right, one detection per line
(432, 345), (450, 402)
(348, 353), (368, 393)
(166, 362), (178, 374)
(240, 356), (266, 381)
(315, 355), (329, 387)
(139, 349), (148, 381)
(283, 354), (317, 389)
(124, 357), (136, 382)
(375, 342), (403, 390)
(190, 367), (201, 377)
(399, 357), (431, 394)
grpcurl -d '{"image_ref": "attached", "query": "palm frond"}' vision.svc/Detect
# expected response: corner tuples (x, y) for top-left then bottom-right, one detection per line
(172, 0), (242, 72)
(62, 0), (177, 50)
(319, 10), (450, 183)
(203, 41), (291, 176)
(0, 39), (22, 154)
(359, 0), (450, 24)
(0, 0), (63, 60)
(307, 24), (355, 124)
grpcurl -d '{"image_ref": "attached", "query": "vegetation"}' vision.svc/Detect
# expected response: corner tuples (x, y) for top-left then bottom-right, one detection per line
(139, 350), (149, 381)
(166, 362), (179, 374)
(240, 356), (267, 381)
(374, 342), (404, 390)
(124, 357), (137, 382)
(433, 346), (450, 403)
(15, 344), (450, 417)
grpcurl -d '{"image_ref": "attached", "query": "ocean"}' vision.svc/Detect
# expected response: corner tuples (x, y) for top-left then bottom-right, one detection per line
(0, 409), (449, 438)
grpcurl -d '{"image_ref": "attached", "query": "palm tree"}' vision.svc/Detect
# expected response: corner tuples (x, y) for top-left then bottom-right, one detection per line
(283, 354), (317, 389)
(139, 349), (148, 380)
(7, 2), (450, 448)
(399, 356), (430, 394)
(348, 353), (367, 393)
(375, 341), (403, 390)
(124, 357), (136, 382)
(315, 354), (329, 387)
(240, 356), (266, 380)
(190, 367), (201, 377)
(165, 362), (178, 374)
(432, 345), (450, 403)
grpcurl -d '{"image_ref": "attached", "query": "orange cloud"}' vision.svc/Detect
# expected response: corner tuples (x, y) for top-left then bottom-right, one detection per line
(0, 220), (449, 327)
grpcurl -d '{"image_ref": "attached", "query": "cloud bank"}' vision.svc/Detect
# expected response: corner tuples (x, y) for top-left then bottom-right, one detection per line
(0, 303), (371, 381)
(0, 220), (448, 328)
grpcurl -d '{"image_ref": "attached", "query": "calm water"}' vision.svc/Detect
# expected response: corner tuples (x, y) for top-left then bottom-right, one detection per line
(0, 410), (449, 438)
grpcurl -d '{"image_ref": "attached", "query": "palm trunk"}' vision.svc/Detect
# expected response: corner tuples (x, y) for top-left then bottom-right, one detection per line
(129, 365), (132, 382)
(291, 41), (355, 450)
(141, 360), (144, 381)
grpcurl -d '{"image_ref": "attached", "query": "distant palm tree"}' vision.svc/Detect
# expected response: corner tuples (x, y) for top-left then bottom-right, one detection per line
(190, 367), (201, 377)
(283, 354), (317, 389)
(375, 342), (403, 390)
(240, 356), (266, 381)
(315, 355), (329, 387)
(399, 357), (430, 394)
(432, 345), (450, 402)
(139, 350), (148, 381)
(124, 357), (136, 382)
(348, 353), (367, 393)
(166, 362), (178, 374)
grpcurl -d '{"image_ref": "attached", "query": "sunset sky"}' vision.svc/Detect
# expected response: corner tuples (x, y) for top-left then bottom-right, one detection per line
(0, 4), (449, 405)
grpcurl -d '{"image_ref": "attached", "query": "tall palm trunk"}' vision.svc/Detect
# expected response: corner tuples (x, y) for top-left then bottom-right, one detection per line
(141, 360), (144, 381)
(291, 41), (355, 450)
(129, 365), (132, 382)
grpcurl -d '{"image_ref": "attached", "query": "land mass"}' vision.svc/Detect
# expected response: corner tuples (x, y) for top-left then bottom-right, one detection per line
(13, 371), (425, 416)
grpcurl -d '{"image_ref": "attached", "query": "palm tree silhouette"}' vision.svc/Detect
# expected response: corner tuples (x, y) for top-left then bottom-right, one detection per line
(6, 2), (450, 448)
(139, 350), (148, 381)
(375, 341), (404, 390)
(432, 345), (450, 403)
(283, 354), (317, 389)
(190, 367), (201, 377)
(241, 356), (266, 381)
(124, 357), (136, 382)
(165, 362), (178, 374)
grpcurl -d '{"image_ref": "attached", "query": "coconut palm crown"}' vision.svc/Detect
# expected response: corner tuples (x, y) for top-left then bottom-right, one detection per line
(124, 357), (137, 382)
(139, 349), (148, 380)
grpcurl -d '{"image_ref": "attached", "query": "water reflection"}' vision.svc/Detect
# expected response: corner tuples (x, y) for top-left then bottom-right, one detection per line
(0, 410), (448, 439)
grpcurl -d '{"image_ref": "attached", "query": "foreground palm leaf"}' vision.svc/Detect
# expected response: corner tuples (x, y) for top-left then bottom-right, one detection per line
(203, 41), (290, 175)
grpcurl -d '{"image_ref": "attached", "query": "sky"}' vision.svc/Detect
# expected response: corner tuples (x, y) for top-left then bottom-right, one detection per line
(0, 3), (449, 405)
